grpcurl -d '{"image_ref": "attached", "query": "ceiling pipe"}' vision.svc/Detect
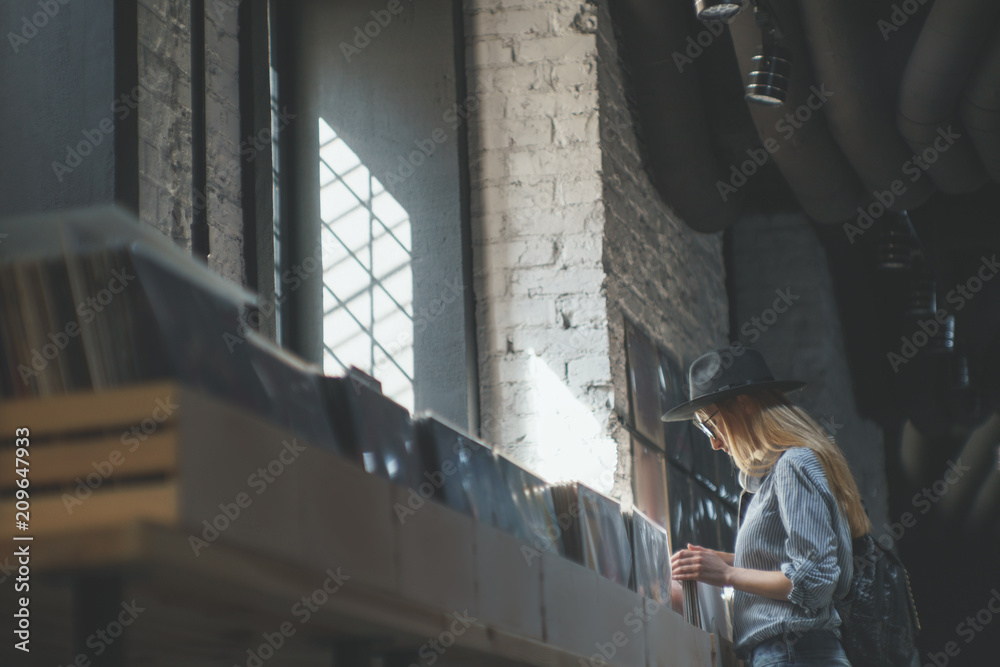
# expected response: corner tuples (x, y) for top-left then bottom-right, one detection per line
(940, 412), (1000, 523)
(896, 0), (999, 193)
(610, 0), (745, 233)
(964, 461), (1000, 536)
(899, 418), (937, 490)
(794, 0), (935, 211)
(727, 1), (869, 223)
(961, 31), (1000, 182)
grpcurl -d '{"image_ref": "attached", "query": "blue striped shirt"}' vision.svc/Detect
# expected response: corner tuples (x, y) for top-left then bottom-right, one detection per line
(732, 446), (853, 658)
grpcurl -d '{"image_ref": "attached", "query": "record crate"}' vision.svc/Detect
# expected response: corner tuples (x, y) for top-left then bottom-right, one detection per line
(0, 380), (398, 591)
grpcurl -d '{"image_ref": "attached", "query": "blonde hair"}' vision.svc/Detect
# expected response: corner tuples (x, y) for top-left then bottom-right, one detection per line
(698, 389), (871, 538)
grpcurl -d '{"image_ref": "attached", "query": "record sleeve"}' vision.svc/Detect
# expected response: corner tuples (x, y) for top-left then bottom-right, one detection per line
(412, 412), (477, 517)
(495, 453), (560, 551)
(550, 482), (632, 586)
(323, 376), (420, 486)
(630, 508), (672, 603)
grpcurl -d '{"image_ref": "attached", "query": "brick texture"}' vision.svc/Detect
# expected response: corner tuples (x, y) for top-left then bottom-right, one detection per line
(139, 0), (195, 249)
(138, 0), (246, 286)
(204, 2), (245, 285)
(466, 0), (730, 504)
(465, 0), (616, 495)
(596, 0), (728, 503)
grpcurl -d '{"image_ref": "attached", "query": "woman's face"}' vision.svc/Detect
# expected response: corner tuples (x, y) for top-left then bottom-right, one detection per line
(694, 405), (729, 455)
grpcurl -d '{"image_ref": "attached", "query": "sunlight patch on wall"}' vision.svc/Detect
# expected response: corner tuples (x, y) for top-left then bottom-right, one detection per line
(318, 117), (414, 409)
(528, 352), (618, 494)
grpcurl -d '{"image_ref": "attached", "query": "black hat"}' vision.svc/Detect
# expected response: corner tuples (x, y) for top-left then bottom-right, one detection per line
(660, 347), (804, 422)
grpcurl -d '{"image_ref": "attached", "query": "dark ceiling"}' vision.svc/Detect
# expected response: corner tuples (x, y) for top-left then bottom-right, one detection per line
(610, 0), (1000, 431)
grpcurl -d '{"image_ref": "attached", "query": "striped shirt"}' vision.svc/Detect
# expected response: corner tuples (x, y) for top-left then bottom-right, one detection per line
(732, 446), (853, 658)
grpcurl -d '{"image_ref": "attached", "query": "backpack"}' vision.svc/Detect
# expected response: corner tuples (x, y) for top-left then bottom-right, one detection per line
(835, 533), (921, 667)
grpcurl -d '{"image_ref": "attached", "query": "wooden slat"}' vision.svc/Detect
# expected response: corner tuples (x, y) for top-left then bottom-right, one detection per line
(0, 481), (178, 535)
(0, 380), (181, 438)
(0, 431), (178, 490)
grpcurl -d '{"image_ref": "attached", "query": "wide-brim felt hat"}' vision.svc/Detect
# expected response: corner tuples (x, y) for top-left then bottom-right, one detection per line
(660, 347), (805, 422)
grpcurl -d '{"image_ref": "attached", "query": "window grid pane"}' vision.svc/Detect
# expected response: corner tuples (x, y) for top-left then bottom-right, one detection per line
(319, 117), (414, 410)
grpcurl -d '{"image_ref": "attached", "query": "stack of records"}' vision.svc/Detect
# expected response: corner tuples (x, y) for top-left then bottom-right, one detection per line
(0, 237), (161, 396)
(682, 580), (701, 627)
(0, 206), (339, 455)
(696, 582), (734, 640)
(413, 416), (561, 550)
(628, 509), (672, 603)
(495, 453), (560, 551)
(550, 483), (632, 586)
(323, 373), (422, 488)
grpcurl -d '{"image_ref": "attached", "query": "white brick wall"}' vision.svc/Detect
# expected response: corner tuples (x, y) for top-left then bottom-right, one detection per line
(465, 0), (618, 495)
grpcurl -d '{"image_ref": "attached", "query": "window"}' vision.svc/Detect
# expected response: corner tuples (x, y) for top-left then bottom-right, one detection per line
(317, 118), (414, 409)
(266, 0), (476, 428)
(624, 318), (738, 553)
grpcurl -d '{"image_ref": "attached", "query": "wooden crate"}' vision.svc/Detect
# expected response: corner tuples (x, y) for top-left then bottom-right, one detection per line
(0, 382), (397, 591)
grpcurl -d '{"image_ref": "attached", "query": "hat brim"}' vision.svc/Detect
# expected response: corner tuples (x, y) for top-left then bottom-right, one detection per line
(660, 379), (806, 422)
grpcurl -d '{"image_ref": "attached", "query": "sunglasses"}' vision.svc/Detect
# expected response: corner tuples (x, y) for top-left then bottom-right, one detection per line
(694, 409), (720, 440)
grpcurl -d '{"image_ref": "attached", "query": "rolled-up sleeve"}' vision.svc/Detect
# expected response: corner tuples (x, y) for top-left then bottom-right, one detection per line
(773, 455), (840, 613)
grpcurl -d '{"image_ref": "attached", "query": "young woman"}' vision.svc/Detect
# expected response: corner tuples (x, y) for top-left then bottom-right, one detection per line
(662, 348), (870, 666)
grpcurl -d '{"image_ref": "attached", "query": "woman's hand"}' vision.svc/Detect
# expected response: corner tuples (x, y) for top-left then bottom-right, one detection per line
(670, 544), (733, 587)
(711, 548), (735, 566)
(671, 544), (794, 601)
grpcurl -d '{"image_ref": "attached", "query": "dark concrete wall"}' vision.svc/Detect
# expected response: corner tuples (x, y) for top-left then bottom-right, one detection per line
(730, 213), (890, 535)
(0, 0), (118, 215)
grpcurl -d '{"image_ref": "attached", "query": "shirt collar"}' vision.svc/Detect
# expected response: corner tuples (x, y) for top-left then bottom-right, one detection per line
(738, 469), (766, 493)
